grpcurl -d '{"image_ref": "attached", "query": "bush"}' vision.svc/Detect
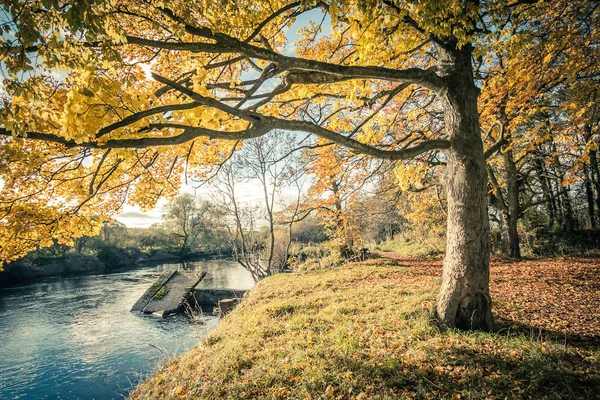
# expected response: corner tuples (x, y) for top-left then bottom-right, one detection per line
(376, 236), (444, 259)
(96, 245), (135, 270)
(532, 229), (600, 256)
(288, 243), (330, 264)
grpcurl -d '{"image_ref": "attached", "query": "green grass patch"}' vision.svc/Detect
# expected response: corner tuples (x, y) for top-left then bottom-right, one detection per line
(131, 262), (599, 399)
(152, 285), (169, 300)
(376, 238), (443, 259)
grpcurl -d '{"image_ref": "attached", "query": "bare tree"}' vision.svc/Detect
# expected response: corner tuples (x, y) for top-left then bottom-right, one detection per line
(212, 132), (304, 281)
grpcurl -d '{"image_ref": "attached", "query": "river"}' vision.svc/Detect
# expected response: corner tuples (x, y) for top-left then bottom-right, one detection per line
(0, 259), (254, 399)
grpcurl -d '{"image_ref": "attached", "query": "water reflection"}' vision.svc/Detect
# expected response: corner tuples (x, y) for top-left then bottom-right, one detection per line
(0, 259), (253, 399)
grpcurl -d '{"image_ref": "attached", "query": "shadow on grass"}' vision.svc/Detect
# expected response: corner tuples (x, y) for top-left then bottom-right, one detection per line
(495, 318), (600, 348)
(329, 339), (599, 399)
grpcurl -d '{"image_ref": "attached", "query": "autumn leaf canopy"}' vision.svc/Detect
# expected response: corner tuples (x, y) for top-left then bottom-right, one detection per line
(0, 0), (597, 263)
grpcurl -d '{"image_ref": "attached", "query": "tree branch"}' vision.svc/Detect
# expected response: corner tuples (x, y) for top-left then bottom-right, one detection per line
(95, 102), (201, 139)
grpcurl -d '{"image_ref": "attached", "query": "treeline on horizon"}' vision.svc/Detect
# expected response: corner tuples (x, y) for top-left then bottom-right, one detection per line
(4, 165), (600, 284)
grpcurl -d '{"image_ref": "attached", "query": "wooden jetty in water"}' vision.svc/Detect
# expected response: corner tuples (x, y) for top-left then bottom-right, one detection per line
(131, 271), (206, 317)
(131, 271), (247, 317)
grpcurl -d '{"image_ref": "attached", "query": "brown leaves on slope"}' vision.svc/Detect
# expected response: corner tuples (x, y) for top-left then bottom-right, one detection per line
(490, 256), (600, 343)
(377, 252), (600, 343)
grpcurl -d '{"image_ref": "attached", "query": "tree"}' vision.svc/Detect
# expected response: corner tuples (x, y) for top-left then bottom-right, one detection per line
(303, 145), (370, 259)
(1, 0), (593, 330)
(478, 1), (599, 257)
(162, 194), (223, 256)
(212, 132), (303, 281)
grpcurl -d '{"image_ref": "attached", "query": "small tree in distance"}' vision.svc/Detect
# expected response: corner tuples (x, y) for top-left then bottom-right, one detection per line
(162, 194), (225, 257)
(212, 133), (305, 281)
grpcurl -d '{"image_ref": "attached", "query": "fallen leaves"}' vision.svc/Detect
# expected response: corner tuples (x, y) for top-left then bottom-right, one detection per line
(376, 252), (600, 343)
(490, 256), (600, 342)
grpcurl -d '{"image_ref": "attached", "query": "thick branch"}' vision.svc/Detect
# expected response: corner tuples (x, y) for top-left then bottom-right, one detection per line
(124, 34), (446, 93)
(1, 115), (449, 160)
(95, 102), (200, 139)
(273, 119), (450, 160)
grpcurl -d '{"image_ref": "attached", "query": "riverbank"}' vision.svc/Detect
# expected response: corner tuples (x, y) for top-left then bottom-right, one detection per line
(130, 256), (600, 399)
(0, 250), (231, 288)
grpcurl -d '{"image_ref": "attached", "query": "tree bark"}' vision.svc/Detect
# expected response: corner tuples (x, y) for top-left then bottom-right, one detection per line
(534, 158), (556, 230)
(492, 145), (521, 259)
(503, 149), (521, 258)
(436, 45), (494, 331)
(584, 164), (596, 229)
(498, 210), (510, 255)
(586, 127), (600, 227)
(562, 187), (575, 232)
(332, 180), (353, 259)
(553, 177), (564, 226)
(551, 145), (576, 231)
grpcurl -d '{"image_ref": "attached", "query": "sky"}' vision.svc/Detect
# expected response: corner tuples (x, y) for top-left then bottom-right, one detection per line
(115, 9), (329, 228)
(114, 178), (276, 228)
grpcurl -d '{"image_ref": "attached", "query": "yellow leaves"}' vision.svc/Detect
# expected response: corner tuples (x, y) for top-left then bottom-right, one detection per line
(394, 162), (430, 191)
(324, 385), (335, 398)
(329, 1), (340, 25)
(173, 386), (184, 395)
(274, 387), (289, 398)
(343, 370), (354, 382)
(356, 125), (384, 145)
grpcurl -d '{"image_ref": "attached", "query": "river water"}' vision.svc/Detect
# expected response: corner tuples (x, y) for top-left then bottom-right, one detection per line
(0, 259), (254, 399)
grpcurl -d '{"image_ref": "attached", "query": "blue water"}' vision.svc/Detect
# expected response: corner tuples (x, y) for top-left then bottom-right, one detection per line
(0, 259), (254, 399)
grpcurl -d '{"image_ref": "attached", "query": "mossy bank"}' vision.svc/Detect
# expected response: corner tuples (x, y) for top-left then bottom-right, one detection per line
(131, 259), (600, 399)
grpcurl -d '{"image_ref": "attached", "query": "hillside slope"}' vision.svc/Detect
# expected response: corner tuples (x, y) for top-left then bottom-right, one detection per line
(131, 257), (600, 399)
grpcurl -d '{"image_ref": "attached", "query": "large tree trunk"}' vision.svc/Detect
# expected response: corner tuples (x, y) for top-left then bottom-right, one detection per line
(436, 45), (494, 331)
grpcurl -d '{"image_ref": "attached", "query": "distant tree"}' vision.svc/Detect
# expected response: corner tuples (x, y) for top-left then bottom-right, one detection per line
(100, 221), (129, 245)
(162, 194), (224, 256)
(290, 215), (328, 244)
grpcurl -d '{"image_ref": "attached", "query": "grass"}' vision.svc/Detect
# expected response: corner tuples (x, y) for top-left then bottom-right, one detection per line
(152, 285), (169, 300)
(376, 238), (443, 259)
(130, 257), (600, 399)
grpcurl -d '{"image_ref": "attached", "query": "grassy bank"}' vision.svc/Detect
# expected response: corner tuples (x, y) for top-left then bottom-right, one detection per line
(131, 257), (600, 399)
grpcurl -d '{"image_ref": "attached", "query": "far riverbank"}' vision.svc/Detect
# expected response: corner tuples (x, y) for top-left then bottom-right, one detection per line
(0, 249), (232, 288)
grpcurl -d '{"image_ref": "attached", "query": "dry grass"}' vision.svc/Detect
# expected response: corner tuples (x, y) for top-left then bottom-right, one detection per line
(130, 256), (600, 399)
